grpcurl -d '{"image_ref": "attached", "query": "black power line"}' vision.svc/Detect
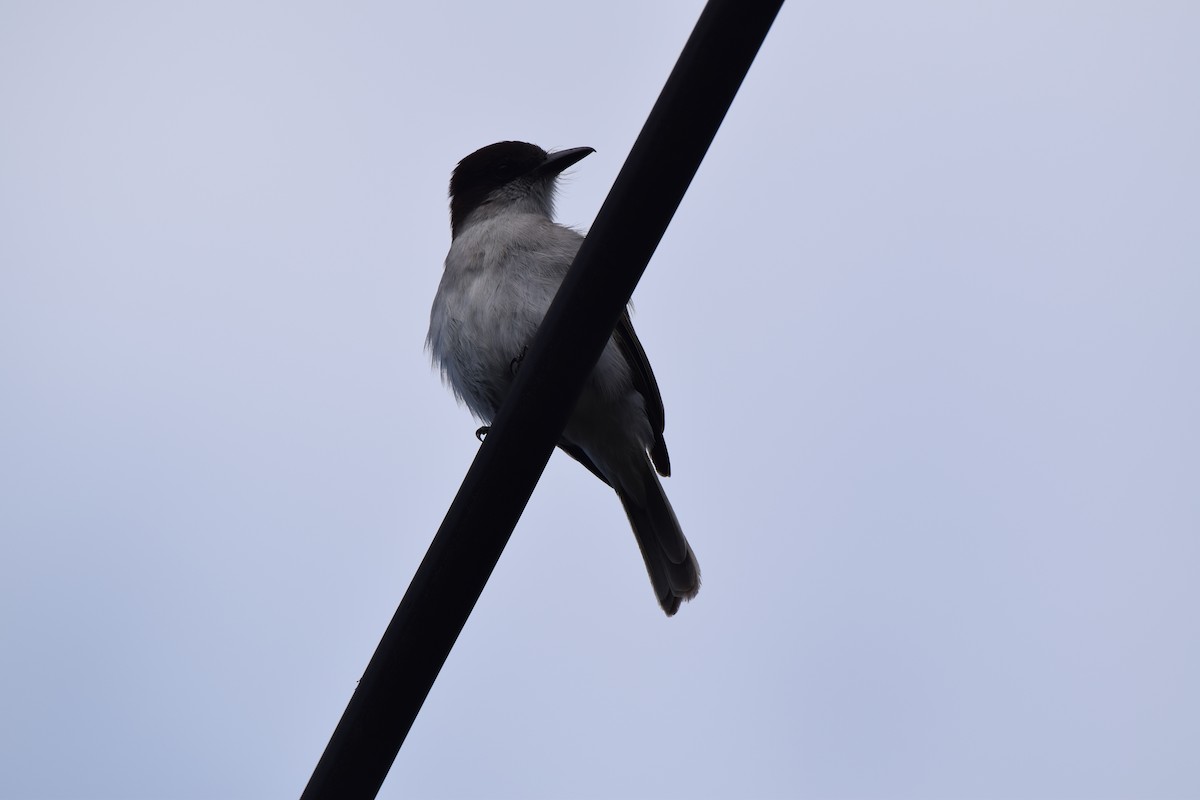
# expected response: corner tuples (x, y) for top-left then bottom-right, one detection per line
(300, 1), (784, 797)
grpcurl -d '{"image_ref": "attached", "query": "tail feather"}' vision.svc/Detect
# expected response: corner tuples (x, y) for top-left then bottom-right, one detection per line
(617, 464), (700, 616)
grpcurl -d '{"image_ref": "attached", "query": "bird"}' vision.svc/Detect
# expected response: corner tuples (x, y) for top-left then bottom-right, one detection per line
(426, 141), (700, 615)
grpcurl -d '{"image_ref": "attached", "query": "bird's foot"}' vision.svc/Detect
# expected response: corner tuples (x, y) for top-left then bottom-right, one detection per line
(475, 425), (490, 442)
(510, 345), (528, 375)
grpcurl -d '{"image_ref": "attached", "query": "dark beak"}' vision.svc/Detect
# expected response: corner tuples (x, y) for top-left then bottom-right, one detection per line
(536, 146), (595, 177)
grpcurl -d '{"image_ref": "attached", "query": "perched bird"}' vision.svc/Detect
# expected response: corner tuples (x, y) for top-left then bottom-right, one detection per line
(427, 141), (700, 615)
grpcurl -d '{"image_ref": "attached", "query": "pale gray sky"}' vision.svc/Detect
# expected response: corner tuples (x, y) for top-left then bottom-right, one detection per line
(2, 2), (1198, 798)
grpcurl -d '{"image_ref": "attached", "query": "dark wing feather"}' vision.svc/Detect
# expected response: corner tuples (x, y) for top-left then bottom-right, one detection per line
(556, 440), (611, 486)
(612, 311), (671, 477)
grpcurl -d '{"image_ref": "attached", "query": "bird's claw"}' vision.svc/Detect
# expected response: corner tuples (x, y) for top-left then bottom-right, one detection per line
(475, 425), (490, 442)
(510, 345), (528, 375)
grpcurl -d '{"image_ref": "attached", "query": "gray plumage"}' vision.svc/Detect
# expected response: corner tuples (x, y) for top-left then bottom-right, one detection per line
(427, 141), (700, 615)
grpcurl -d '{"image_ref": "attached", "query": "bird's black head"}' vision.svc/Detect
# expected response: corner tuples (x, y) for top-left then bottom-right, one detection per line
(448, 141), (594, 238)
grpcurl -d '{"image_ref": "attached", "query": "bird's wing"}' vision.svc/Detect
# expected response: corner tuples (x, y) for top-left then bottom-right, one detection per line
(613, 311), (671, 477)
(556, 439), (611, 486)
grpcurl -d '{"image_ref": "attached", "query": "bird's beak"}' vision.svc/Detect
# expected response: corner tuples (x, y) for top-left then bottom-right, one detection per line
(536, 146), (595, 177)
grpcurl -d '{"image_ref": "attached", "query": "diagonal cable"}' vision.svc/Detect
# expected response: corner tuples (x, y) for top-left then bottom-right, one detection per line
(300, 1), (784, 797)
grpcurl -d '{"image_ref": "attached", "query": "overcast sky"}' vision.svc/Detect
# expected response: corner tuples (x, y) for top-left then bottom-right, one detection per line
(2, 2), (1198, 799)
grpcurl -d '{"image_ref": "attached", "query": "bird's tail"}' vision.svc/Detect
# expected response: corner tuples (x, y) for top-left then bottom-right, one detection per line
(617, 462), (701, 616)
